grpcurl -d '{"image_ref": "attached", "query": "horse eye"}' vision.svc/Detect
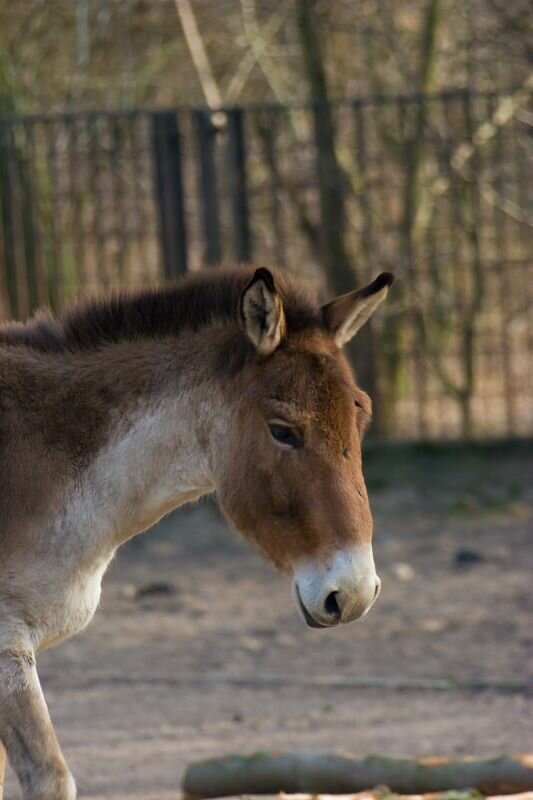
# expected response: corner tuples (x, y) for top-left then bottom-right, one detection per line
(268, 424), (300, 449)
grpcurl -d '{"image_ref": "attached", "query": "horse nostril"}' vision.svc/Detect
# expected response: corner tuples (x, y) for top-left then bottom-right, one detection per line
(374, 578), (381, 601)
(324, 590), (341, 621)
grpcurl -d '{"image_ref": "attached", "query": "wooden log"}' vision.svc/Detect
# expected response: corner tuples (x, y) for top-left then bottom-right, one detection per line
(182, 753), (533, 798)
(199, 793), (533, 800)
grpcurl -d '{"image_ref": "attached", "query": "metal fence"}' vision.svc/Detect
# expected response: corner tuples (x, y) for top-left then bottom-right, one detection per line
(0, 88), (532, 440)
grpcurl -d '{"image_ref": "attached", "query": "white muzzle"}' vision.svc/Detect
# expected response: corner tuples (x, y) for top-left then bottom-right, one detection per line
(293, 547), (381, 628)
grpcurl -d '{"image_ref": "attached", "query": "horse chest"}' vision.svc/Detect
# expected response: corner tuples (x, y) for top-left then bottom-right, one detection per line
(37, 563), (109, 652)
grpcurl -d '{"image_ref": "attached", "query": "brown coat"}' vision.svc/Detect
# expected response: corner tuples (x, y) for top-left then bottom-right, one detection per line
(0, 265), (393, 800)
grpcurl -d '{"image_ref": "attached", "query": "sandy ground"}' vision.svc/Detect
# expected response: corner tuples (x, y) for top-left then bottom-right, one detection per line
(4, 444), (533, 799)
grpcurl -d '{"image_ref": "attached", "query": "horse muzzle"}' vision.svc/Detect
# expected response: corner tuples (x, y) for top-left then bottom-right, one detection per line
(292, 547), (381, 628)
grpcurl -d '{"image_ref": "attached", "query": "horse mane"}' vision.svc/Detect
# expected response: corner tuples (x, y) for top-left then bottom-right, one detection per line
(0, 267), (322, 354)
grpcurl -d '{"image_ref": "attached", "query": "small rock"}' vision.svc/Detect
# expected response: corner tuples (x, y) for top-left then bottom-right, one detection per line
(239, 636), (264, 652)
(276, 633), (294, 647)
(135, 581), (176, 599)
(453, 548), (484, 567)
(420, 617), (446, 633)
(391, 562), (416, 581)
(120, 584), (137, 600)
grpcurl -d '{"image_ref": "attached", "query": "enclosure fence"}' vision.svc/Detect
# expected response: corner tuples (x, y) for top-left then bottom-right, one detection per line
(1, 88), (532, 440)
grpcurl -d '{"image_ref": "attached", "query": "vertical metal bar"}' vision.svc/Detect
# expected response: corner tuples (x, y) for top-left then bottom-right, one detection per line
(353, 99), (374, 276)
(397, 94), (427, 440)
(257, 108), (285, 266)
(487, 93), (515, 435)
(370, 97), (402, 438)
(109, 115), (127, 283)
(376, 97), (405, 438)
(89, 115), (107, 288)
(511, 96), (533, 433)
(226, 107), (252, 263)
(24, 120), (48, 308)
(194, 109), (221, 267)
(67, 117), (86, 294)
(152, 110), (188, 279)
(0, 174), (8, 318)
(131, 113), (152, 281)
(442, 94), (467, 317)
(461, 89), (483, 438)
(7, 122), (30, 319)
(433, 94), (457, 437)
(15, 121), (38, 313)
(44, 119), (64, 308)
(352, 99), (380, 434)
(0, 119), (19, 316)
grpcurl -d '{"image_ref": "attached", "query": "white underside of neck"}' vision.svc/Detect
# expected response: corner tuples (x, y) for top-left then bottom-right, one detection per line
(69, 389), (228, 550)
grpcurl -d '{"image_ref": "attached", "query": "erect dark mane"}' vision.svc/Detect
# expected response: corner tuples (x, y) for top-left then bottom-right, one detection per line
(0, 267), (321, 354)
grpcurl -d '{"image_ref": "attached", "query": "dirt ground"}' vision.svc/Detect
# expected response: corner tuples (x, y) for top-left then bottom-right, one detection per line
(5, 443), (533, 799)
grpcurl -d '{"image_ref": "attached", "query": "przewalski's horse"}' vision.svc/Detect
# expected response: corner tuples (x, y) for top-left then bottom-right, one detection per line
(0, 266), (393, 799)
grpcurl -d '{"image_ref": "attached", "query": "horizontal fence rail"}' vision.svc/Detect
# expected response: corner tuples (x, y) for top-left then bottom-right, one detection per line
(0, 88), (532, 440)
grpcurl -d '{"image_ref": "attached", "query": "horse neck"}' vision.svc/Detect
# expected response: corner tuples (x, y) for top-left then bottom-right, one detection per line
(68, 335), (234, 548)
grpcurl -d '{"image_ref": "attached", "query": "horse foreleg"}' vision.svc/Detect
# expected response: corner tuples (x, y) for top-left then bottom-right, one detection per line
(0, 741), (6, 800)
(0, 649), (76, 800)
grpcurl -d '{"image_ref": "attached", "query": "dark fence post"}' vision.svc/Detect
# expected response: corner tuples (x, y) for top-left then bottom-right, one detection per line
(226, 108), (252, 263)
(0, 121), (18, 316)
(0, 121), (33, 318)
(194, 109), (221, 266)
(152, 110), (188, 278)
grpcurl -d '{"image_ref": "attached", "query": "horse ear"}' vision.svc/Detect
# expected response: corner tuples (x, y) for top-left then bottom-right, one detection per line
(241, 268), (286, 356)
(322, 272), (394, 347)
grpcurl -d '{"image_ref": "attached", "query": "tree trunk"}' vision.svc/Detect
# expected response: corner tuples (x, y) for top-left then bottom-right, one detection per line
(296, 0), (352, 296)
(296, 0), (376, 398)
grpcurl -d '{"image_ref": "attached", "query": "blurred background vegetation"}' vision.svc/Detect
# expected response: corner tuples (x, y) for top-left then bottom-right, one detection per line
(1, 0), (531, 110)
(0, 0), (532, 440)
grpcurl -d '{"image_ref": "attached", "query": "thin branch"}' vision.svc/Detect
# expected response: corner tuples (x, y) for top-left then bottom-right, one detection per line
(418, 75), (533, 232)
(174, 0), (222, 108)
(449, 75), (533, 185)
(376, 0), (415, 86)
(224, 5), (290, 105)
(240, 0), (293, 106)
(240, 0), (309, 141)
(480, 183), (533, 226)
